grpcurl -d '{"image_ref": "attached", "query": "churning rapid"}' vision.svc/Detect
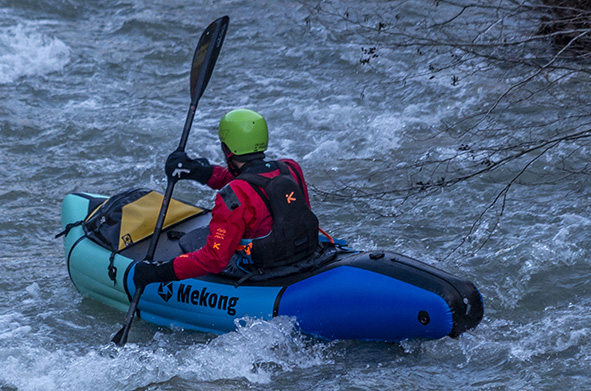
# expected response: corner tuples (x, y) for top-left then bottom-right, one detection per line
(1, 0), (590, 390)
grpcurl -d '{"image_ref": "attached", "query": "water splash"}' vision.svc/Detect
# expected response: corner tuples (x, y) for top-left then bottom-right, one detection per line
(174, 316), (333, 384)
(0, 24), (70, 84)
(0, 316), (333, 391)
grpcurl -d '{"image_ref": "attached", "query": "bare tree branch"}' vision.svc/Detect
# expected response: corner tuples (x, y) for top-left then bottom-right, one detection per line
(300, 0), (591, 254)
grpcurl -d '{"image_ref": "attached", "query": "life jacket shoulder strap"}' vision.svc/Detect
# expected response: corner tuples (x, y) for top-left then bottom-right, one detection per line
(281, 160), (305, 194)
(236, 161), (294, 216)
(236, 173), (271, 214)
(237, 161), (291, 188)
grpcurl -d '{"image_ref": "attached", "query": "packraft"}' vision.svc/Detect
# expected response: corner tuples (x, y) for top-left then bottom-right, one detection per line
(59, 189), (484, 342)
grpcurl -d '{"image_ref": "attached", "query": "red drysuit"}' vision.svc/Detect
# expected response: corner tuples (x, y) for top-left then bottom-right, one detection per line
(172, 159), (311, 279)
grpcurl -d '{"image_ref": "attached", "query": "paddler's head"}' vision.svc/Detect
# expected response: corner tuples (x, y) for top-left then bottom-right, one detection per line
(218, 108), (268, 175)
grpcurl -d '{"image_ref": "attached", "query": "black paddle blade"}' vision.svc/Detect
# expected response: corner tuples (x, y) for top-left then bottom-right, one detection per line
(190, 16), (229, 102)
(111, 287), (144, 347)
(110, 325), (128, 347)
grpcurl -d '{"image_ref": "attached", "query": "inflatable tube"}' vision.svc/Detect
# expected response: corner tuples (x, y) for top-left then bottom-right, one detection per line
(60, 191), (483, 342)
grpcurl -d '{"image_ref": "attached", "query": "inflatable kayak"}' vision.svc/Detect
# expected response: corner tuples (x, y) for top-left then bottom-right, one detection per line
(59, 188), (483, 342)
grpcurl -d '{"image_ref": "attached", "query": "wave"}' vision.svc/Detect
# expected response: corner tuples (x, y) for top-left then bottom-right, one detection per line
(0, 23), (70, 84)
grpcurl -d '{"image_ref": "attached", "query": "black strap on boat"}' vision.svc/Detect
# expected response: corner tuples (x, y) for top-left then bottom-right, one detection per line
(234, 268), (264, 288)
(108, 252), (117, 285)
(57, 217), (118, 285)
(55, 220), (83, 239)
(167, 230), (186, 240)
(66, 235), (86, 273)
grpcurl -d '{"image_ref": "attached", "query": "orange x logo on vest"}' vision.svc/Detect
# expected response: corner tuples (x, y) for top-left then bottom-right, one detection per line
(213, 242), (220, 250)
(286, 191), (296, 204)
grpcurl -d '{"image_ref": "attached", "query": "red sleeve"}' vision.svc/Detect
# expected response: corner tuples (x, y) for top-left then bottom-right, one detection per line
(172, 182), (255, 279)
(206, 165), (235, 190)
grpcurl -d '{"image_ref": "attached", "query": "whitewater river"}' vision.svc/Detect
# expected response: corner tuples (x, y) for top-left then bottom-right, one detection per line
(1, 0), (590, 390)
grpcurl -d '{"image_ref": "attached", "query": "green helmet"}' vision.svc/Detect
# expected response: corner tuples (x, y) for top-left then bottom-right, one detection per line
(218, 109), (268, 155)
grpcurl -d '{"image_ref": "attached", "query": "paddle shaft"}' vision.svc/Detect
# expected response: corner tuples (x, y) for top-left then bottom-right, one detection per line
(112, 104), (198, 346)
(146, 16), (228, 261)
(144, 102), (199, 261)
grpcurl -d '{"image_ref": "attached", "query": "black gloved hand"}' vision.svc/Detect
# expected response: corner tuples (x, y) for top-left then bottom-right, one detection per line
(133, 259), (178, 289)
(165, 151), (214, 184)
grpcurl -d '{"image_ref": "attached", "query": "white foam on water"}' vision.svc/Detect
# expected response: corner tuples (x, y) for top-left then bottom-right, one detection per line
(0, 312), (32, 341)
(508, 301), (591, 363)
(0, 23), (70, 84)
(0, 316), (333, 391)
(298, 106), (405, 163)
(174, 316), (333, 384)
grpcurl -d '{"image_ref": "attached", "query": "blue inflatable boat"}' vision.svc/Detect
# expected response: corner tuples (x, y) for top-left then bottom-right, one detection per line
(59, 189), (483, 342)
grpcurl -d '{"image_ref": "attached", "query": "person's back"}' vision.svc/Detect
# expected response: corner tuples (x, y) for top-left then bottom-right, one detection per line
(233, 159), (318, 270)
(133, 109), (318, 287)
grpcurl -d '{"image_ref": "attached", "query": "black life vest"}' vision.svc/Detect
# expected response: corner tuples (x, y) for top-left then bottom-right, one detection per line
(237, 161), (319, 269)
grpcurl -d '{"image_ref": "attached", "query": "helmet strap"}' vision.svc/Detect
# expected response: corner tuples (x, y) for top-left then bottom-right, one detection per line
(221, 143), (241, 176)
(222, 143), (265, 176)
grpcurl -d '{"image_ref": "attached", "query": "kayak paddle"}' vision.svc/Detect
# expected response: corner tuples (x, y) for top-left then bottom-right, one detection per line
(111, 15), (229, 347)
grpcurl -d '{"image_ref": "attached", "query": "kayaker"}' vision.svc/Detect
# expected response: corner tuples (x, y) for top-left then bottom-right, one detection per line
(133, 108), (319, 288)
